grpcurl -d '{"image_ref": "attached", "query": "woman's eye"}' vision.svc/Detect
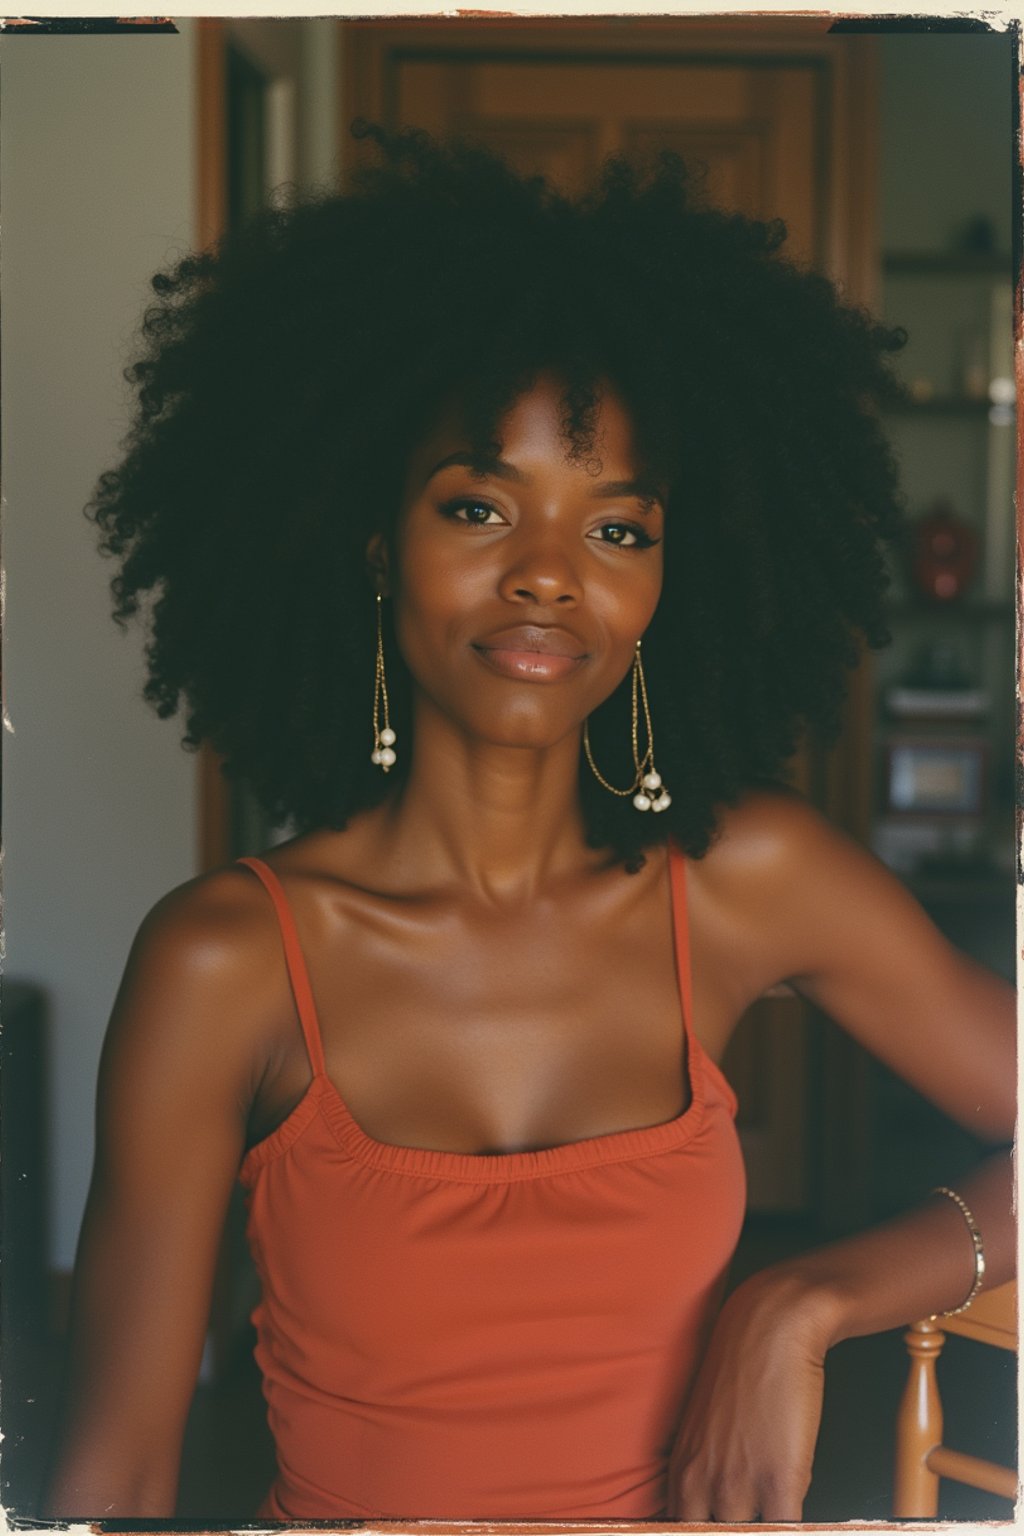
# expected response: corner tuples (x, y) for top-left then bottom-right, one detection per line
(591, 522), (657, 549)
(440, 498), (507, 527)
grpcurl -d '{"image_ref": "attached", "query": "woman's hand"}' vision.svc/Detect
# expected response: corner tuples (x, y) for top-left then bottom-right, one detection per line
(667, 1269), (837, 1522)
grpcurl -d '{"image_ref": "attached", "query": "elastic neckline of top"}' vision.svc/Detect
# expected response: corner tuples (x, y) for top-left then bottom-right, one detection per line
(313, 1057), (707, 1182)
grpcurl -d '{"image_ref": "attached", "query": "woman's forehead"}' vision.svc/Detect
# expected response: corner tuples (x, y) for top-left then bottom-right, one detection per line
(408, 373), (644, 480)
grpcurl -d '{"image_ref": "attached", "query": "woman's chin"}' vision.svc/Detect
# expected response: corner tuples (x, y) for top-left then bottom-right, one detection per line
(442, 713), (583, 759)
(474, 724), (580, 755)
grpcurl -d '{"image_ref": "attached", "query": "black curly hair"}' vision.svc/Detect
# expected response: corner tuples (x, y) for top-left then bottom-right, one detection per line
(89, 121), (907, 865)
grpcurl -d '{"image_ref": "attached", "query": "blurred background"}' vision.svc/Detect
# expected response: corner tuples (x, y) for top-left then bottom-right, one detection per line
(2, 13), (1017, 1523)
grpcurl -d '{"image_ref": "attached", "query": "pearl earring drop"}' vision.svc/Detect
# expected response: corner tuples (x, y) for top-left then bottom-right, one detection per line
(371, 593), (397, 772)
(633, 770), (671, 814)
(583, 640), (671, 813)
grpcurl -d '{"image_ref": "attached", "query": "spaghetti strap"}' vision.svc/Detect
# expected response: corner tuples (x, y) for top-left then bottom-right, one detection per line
(237, 856), (327, 1078)
(666, 842), (695, 1040)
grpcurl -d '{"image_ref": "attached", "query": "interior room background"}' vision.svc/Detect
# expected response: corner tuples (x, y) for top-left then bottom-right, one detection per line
(2, 14), (1016, 1521)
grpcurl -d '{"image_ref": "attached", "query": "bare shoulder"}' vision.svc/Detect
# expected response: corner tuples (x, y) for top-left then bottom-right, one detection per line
(691, 785), (858, 900)
(686, 792), (1014, 1145)
(704, 784), (939, 921)
(130, 862), (280, 991)
(684, 786), (923, 999)
(106, 861), (291, 1090)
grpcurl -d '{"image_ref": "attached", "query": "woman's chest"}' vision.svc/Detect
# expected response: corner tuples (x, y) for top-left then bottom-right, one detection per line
(251, 858), (683, 1149)
(318, 899), (686, 1153)
(247, 852), (760, 1156)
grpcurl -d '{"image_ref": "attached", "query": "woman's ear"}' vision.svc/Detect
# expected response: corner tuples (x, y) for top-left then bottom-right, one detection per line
(365, 533), (391, 597)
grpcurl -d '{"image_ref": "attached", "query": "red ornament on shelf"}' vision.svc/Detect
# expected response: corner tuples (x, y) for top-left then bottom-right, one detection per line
(909, 500), (978, 603)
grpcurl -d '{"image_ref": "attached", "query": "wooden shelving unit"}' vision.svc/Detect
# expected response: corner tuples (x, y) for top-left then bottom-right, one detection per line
(861, 240), (1016, 1223)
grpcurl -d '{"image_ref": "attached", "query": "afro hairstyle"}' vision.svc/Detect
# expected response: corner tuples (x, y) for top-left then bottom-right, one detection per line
(88, 122), (907, 865)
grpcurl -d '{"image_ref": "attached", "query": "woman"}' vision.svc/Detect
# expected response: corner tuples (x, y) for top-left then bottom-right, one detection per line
(44, 125), (1015, 1522)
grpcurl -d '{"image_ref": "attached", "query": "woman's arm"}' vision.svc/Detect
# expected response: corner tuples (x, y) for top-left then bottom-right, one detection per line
(42, 871), (282, 1518)
(670, 792), (1016, 1522)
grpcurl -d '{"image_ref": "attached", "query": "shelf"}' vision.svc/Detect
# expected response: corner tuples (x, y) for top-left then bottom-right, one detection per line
(883, 600), (1014, 623)
(884, 396), (993, 418)
(882, 251), (1013, 277)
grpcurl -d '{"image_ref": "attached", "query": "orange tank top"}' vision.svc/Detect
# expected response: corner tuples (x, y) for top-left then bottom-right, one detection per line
(236, 844), (746, 1521)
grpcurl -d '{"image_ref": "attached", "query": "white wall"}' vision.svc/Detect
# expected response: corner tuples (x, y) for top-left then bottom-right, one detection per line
(2, 26), (200, 1272)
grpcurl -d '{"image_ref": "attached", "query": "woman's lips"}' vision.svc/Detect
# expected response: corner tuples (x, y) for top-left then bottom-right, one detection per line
(473, 647), (586, 681)
(471, 625), (588, 683)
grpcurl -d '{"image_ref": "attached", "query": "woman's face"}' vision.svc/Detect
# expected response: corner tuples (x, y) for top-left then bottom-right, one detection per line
(382, 374), (665, 753)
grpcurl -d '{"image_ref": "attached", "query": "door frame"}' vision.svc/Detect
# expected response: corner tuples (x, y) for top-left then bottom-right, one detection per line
(196, 18), (305, 874)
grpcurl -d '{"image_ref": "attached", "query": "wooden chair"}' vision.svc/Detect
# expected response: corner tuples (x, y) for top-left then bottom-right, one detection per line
(894, 1279), (1017, 1516)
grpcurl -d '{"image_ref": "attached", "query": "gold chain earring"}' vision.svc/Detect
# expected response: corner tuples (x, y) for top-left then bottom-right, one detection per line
(583, 641), (671, 813)
(371, 593), (397, 772)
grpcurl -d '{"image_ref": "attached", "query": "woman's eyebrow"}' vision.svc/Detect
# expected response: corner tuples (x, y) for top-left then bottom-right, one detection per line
(427, 454), (661, 506)
(590, 479), (661, 505)
(426, 451), (526, 484)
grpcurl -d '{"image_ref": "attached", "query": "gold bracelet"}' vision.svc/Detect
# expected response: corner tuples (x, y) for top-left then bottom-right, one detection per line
(930, 1185), (986, 1317)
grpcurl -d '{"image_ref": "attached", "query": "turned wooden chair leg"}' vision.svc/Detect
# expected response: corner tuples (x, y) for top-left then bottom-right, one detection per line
(894, 1316), (946, 1517)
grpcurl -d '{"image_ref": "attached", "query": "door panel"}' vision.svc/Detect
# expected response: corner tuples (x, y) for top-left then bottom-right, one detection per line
(395, 56), (819, 260)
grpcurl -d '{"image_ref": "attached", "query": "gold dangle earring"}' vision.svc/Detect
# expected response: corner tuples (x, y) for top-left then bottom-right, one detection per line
(583, 641), (671, 813)
(371, 593), (397, 772)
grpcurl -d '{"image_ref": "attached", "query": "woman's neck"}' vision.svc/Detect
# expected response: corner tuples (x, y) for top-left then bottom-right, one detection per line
(375, 712), (595, 904)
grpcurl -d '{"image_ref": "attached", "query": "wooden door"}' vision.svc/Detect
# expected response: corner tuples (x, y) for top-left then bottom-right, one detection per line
(340, 19), (877, 1214)
(392, 55), (817, 262)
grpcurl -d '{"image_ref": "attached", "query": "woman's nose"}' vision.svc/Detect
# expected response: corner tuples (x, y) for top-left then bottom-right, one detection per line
(497, 533), (583, 607)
